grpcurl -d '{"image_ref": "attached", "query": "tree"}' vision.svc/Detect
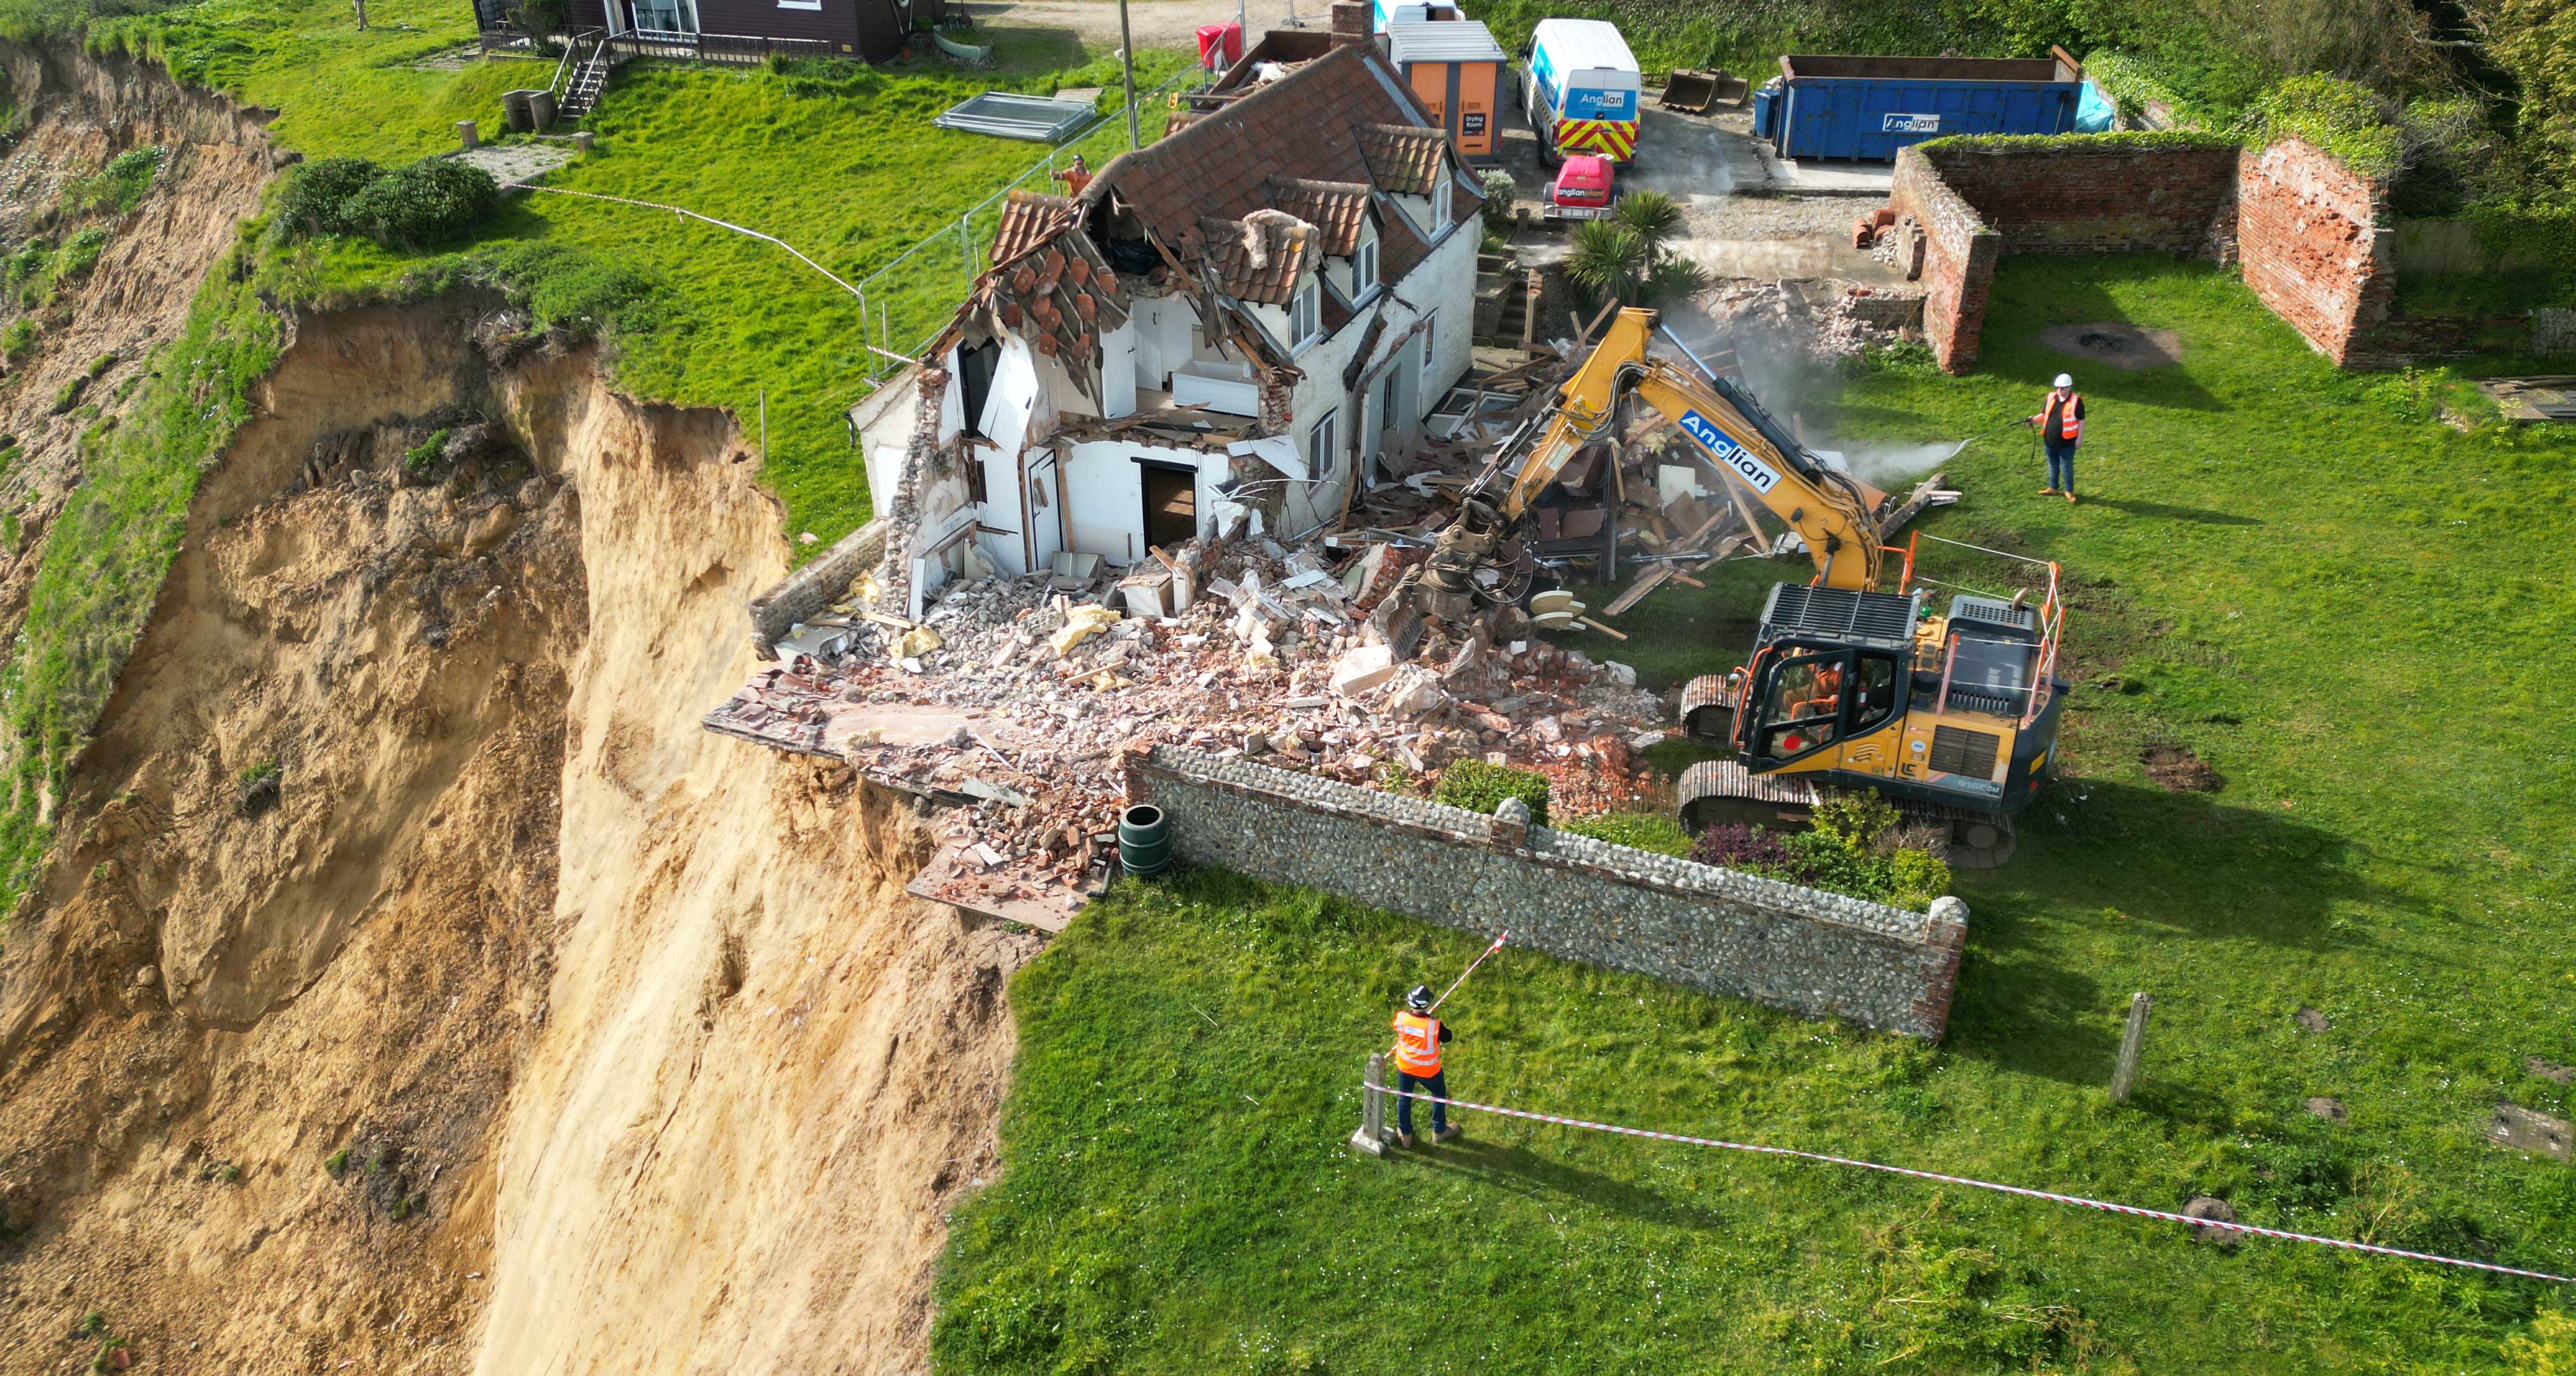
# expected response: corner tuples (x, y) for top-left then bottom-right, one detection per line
(2467, 0), (2576, 203)
(1562, 190), (1708, 309)
(2505, 1307), (2576, 1376)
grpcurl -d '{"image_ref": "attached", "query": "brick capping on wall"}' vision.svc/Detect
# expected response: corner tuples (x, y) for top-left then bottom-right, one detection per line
(1887, 136), (2392, 371)
(1124, 745), (1970, 1039)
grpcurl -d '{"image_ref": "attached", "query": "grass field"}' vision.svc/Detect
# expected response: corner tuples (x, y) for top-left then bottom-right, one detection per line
(99, 0), (1194, 542)
(930, 258), (2576, 1372)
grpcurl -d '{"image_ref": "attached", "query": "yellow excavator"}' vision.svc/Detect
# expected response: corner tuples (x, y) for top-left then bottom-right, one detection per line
(1411, 307), (2067, 866)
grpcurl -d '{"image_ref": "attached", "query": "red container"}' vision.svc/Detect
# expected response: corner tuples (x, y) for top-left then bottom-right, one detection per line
(1195, 22), (1244, 70)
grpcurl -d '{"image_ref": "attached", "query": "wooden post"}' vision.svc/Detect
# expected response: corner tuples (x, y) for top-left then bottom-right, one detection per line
(2110, 991), (2152, 1104)
(1349, 1051), (1390, 1156)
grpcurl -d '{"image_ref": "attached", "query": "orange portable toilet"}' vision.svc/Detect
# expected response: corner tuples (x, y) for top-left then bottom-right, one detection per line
(1384, 18), (1507, 160)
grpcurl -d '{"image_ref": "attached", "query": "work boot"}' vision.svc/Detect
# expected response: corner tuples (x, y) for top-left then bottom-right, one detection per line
(1395, 1132), (1416, 1149)
(1432, 1125), (1461, 1144)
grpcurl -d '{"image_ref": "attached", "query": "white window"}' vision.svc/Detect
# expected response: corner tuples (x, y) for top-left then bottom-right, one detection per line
(1307, 408), (1338, 478)
(1351, 235), (1377, 296)
(1289, 277), (1322, 351)
(1432, 169), (1452, 227)
(1420, 312), (1437, 389)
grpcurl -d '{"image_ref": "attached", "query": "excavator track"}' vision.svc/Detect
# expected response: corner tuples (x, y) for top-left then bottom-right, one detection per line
(1678, 673), (1734, 746)
(1673, 760), (2018, 869)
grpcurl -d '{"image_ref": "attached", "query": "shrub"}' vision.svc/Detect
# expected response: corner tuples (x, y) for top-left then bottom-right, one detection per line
(1478, 169), (1516, 233)
(1811, 791), (1902, 849)
(1, 317), (36, 362)
(61, 146), (162, 215)
(2239, 74), (2404, 180)
(1692, 821), (1799, 873)
(1691, 800), (1951, 912)
(6, 237), (49, 284)
(57, 227), (106, 278)
(344, 158), (500, 248)
(84, 350), (114, 379)
(235, 758), (280, 814)
(324, 1147), (349, 1177)
(48, 374), (85, 413)
(403, 428), (451, 474)
(1555, 811), (1692, 855)
(469, 241), (663, 337)
(274, 156), (385, 238)
(1433, 759), (1549, 827)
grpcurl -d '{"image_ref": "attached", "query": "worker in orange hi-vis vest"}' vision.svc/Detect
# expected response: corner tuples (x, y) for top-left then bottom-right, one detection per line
(1390, 984), (1459, 1147)
(2027, 372), (2086, 505)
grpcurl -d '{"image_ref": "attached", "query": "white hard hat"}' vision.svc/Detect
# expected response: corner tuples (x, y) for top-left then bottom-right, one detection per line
(2053, 373), (2074, 388)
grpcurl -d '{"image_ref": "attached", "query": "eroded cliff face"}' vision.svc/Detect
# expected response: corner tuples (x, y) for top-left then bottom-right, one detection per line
(0, 40), (280, 633)
(0, 296), (1031, 1372)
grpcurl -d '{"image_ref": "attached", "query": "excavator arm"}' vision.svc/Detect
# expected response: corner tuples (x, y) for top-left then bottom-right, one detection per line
(1414, 307), (1888, 623)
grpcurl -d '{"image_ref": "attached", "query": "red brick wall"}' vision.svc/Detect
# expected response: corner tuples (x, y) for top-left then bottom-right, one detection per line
(2236, 139), (2392, 365)
(1920, 143), (2239, 258)
(1889, 149), (1998, 372)
(1883, 136), (2389, 372)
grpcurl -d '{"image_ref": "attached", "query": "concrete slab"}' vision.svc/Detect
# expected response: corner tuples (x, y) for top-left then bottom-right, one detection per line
(907, 842), (1084, 932)
(453, 140), (577, 188)
(1760, 155), (1896, 198)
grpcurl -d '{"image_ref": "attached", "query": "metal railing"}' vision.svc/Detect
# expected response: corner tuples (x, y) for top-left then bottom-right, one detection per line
(604, 29), (844, 64)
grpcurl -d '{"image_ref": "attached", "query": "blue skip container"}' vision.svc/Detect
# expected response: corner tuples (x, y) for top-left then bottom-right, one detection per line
(1754, 48), (2085, 162)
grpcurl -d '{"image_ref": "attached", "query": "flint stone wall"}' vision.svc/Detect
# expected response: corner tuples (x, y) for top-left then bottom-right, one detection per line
(1125, 746), (1968, 1039)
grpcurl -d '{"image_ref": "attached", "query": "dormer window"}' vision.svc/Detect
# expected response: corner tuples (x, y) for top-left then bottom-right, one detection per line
(1351, 235), (1377, 294)
(1289, 277), (1322, 351)
(1432, 168), (1452, 227)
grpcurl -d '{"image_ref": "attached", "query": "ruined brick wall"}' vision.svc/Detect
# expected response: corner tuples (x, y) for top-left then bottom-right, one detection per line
(1921, 142), (2239, 257)
(1885, 137), (2392, 371)
(1126, 747), (1969, 1039)
(1889, 148), (1999, 373)
(2236, 139), (2393, 365)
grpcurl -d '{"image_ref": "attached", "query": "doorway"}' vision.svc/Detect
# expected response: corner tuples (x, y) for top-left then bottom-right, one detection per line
(1140, 462), (1197, 551)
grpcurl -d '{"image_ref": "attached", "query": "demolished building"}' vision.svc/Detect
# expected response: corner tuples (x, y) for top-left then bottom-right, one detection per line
(856, 31), (1487, 618)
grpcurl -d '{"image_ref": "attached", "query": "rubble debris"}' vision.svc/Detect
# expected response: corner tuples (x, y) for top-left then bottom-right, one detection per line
(704, 530), (1671, 917)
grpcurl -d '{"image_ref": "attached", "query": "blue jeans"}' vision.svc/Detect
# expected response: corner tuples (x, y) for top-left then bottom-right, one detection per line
(1396, 1069), (1448, 1137)
(2045, 440), (2076, 493)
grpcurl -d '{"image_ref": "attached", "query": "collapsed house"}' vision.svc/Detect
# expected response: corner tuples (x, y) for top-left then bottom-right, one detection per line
(857, 33), (1487, 619)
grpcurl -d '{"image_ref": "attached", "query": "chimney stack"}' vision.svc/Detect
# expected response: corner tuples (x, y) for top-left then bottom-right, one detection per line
(1331, 0), (1370, 48)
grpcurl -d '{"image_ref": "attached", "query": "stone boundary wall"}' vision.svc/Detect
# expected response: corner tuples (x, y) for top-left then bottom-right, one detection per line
(1887, 137), (2392, 371)
(2236, 139), (2393, 367)
(1124, 746), (1968, 1039)
(746, 517), (885, 657)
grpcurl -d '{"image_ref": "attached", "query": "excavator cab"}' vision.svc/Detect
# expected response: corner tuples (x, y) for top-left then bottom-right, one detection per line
(1739, 648), (1902, 764)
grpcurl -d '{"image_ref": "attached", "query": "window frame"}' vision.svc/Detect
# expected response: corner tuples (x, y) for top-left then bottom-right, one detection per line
(1289, 277), (1322, 352)
(1432, 169), (1452, 227)
(1351, 235), (1377, 296)
(1307, 407), (1339, 478)
(1419, 311), (1438, 390)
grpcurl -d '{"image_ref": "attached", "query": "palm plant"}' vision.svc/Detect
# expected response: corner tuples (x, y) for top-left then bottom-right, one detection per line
(1562, 190), (1708, 309)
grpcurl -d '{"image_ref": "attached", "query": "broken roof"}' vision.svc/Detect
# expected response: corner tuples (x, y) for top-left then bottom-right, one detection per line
(1189, 210), (1316, 306)
(1083, 42), (1479, 281)
(1266, 176), (1375, 256)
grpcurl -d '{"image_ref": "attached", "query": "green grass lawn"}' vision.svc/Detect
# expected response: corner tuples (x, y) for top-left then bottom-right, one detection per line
(99, 0), (1194, 542)
(931, 258), (2576, 1372)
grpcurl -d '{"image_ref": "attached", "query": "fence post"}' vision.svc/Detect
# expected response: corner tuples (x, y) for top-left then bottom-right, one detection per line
(1349, 1051), (1390, 1156)
(961, 215), (973, 274)
(2110, 991), (2152, 1104)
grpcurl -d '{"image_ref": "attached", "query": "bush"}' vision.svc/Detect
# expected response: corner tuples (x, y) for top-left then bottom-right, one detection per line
(1689, 793), (1951, 911)
(2239, 74), (2404, 181)
(403, 428), (451, 474)
(469, 241), (663, 337)
(61, 146), (162, 216)
(1, 317), (36, 362)
(1478, 169), (1517, 233)
(57, 227), (106, 277)
(1433, 759), (1549, 827)
(344, 158), (500, 248)
(6, 237), (49, 284)
(1554, 811), (1692, 855)
(274, 156), (385, 238)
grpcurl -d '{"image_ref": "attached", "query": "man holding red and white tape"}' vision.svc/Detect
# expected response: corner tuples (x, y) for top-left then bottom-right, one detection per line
(1390, 985), (1459, 1148)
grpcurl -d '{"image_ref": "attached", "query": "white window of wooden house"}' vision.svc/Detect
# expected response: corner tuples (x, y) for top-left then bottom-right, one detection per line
(1432, 168), (1452, 227)
(1307, 408), (1338, 478)
(1420, 312), (1438, 389)
(1351, 235), (1377, 296)
(1289, 277), (1322, 351)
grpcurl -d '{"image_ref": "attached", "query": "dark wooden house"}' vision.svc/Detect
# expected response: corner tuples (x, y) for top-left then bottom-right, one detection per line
(483, 0), (933, 62)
